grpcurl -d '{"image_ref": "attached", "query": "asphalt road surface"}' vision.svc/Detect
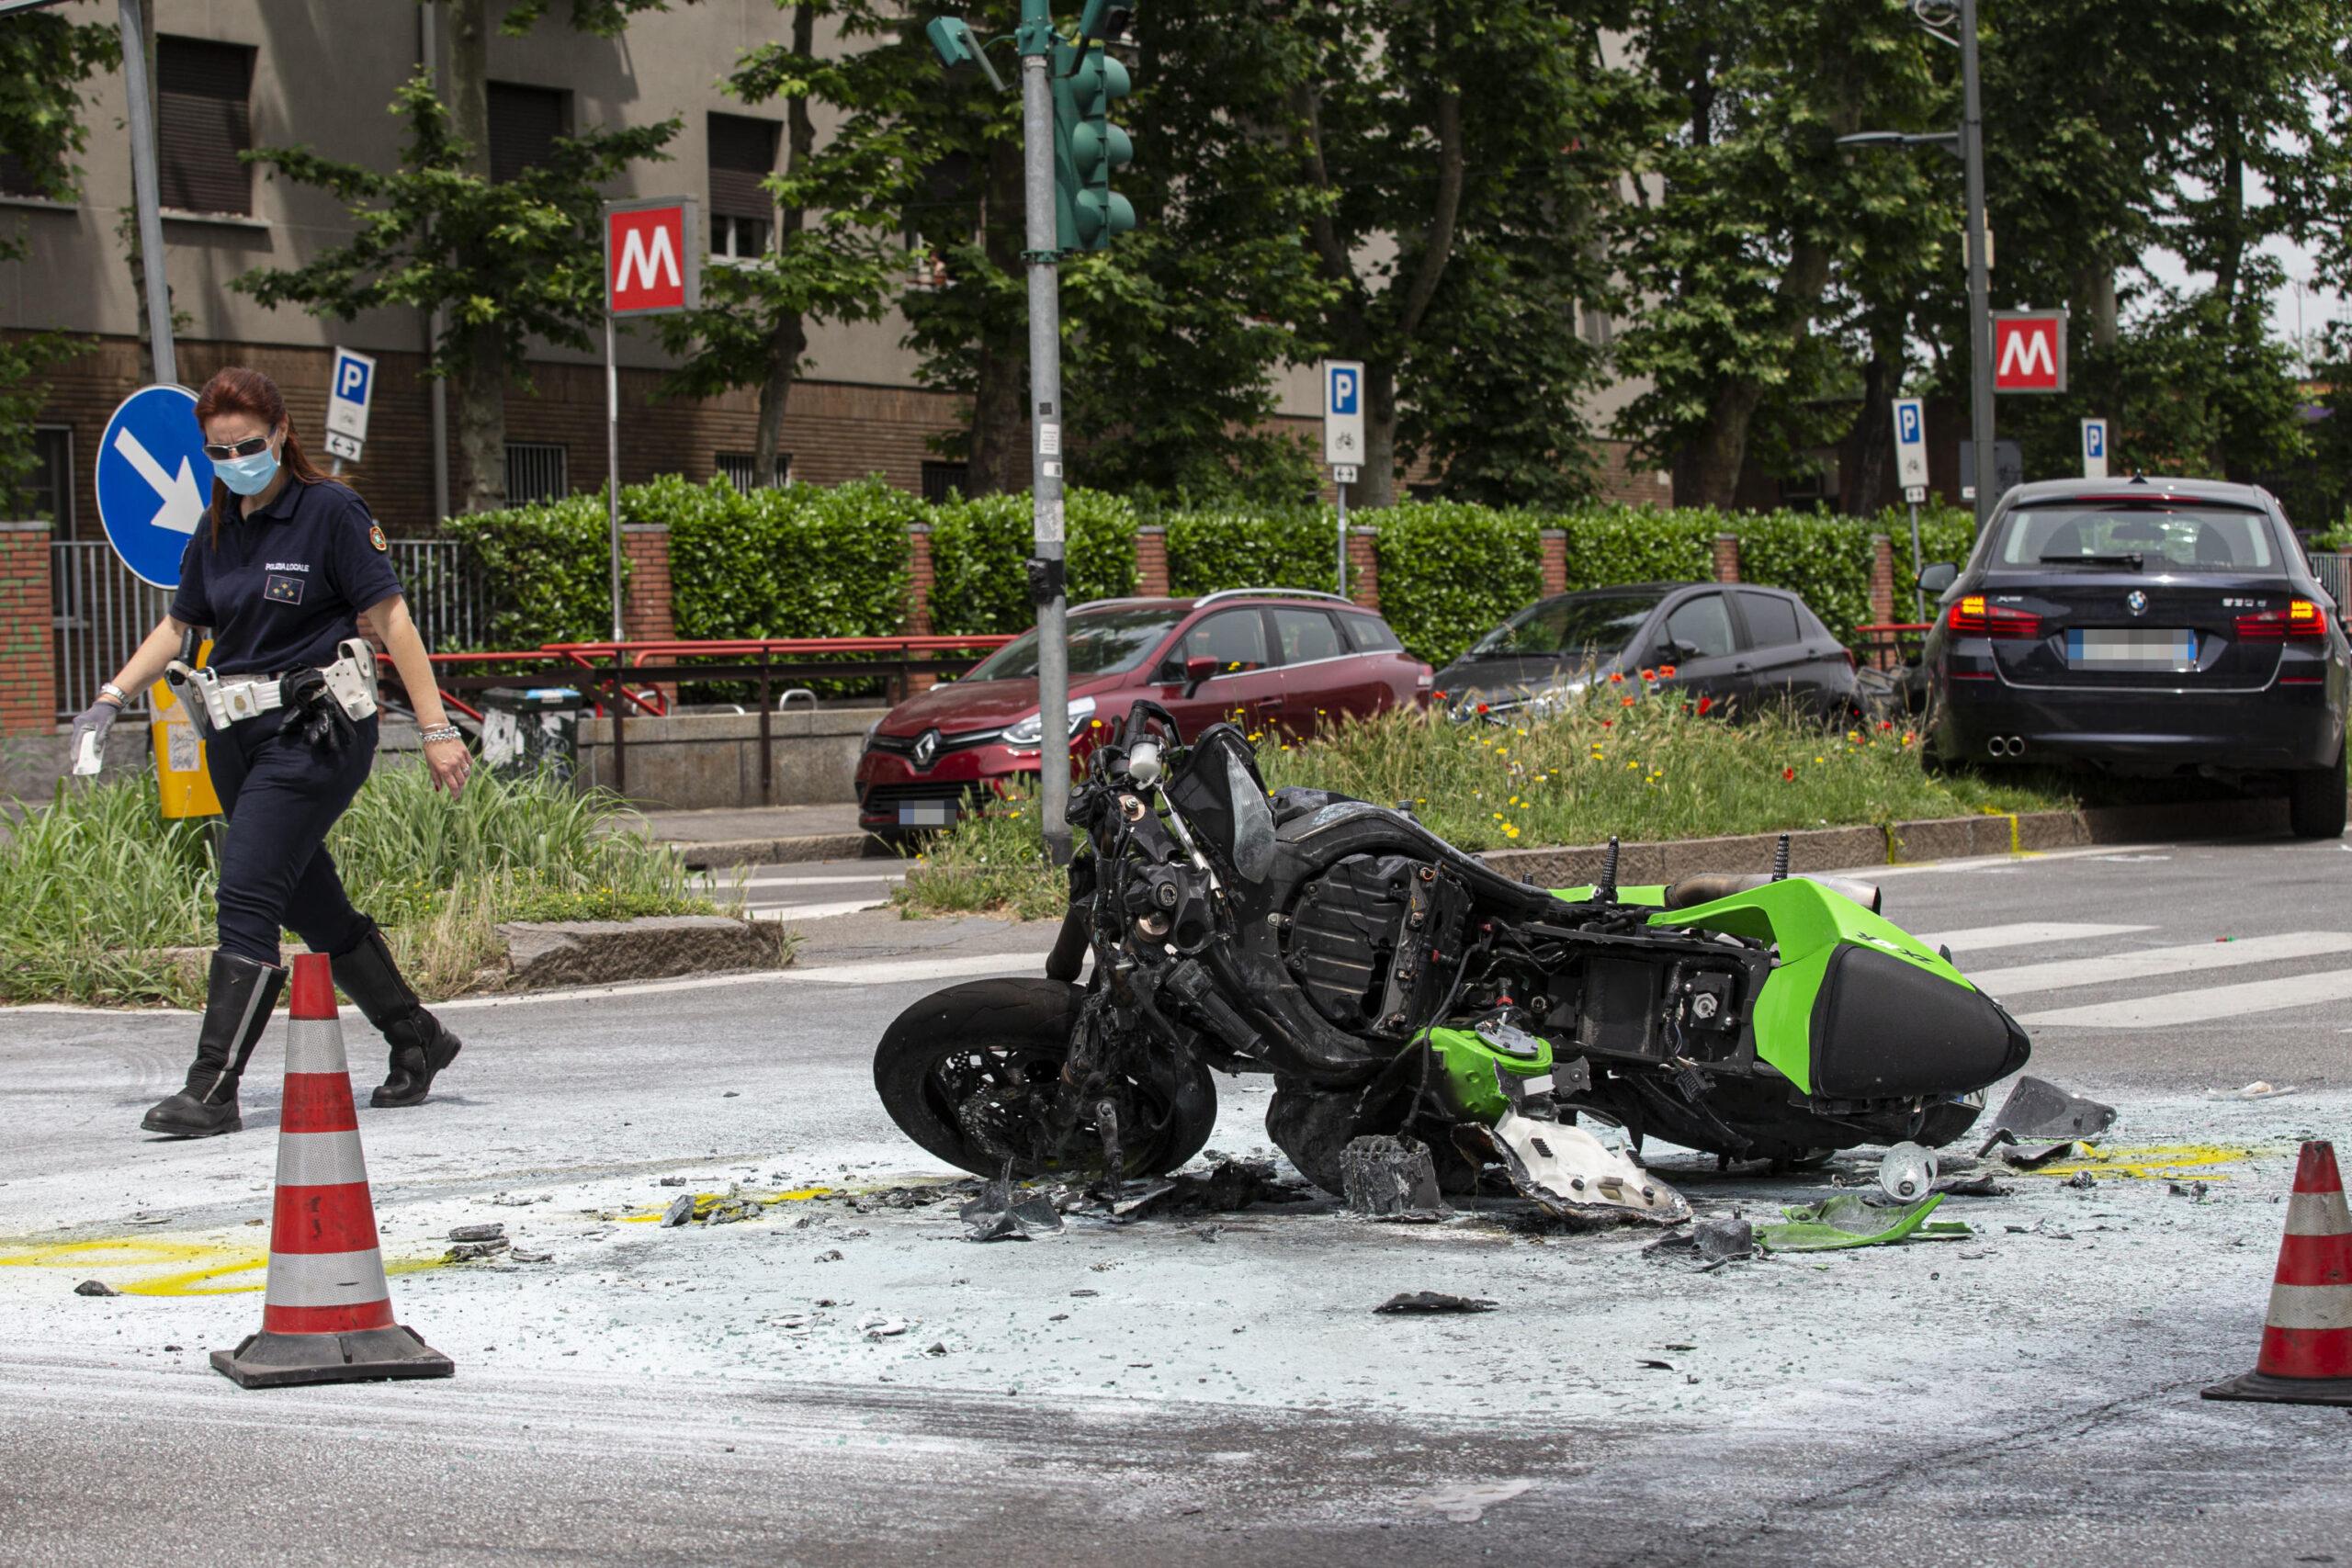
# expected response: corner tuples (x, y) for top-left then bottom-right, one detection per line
(691, 855), (907, 922)
(4, 835), (2348, 1566)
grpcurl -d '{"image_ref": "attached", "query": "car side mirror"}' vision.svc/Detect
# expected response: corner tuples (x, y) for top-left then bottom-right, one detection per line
(1917, 562), (1958, 596)
(1657, 639), (1693, 666)
(1181, 656), (1218, 698)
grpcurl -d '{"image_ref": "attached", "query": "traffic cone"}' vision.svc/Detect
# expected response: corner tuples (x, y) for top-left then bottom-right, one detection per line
(211, 954), (454, 1389)
(2203, 1139), (2352, 1407)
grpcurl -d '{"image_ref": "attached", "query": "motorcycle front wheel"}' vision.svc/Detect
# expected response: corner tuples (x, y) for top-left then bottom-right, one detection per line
(874, 977), (1218, 1181)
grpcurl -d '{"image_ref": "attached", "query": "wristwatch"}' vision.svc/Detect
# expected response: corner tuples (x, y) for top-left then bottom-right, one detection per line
(419, 724), (463, 745)
(98, 682), (130, 708)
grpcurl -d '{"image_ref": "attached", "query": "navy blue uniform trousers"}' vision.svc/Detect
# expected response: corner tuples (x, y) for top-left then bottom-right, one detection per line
(203, 710), (379, 966)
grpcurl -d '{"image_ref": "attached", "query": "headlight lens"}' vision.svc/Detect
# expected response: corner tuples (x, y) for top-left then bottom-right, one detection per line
(1001, 695), (1096, 748)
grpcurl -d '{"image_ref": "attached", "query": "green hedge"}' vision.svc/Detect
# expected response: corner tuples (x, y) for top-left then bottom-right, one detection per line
(645, 474), (913, 641)
(444, 493), (618, 649)
(927, 489), (1141, 634)
(1374, 502), (1545, 668)
(1163, 505), (1337, 597)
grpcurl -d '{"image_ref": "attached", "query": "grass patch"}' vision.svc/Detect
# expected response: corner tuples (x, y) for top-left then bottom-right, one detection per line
(894, 693), (2087, 920)
(1, 762), (726, 1007)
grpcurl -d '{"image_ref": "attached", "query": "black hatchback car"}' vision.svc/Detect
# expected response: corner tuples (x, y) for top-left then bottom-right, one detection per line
(1917, 476), (2349, 838)
(1431, 581), (1861, 720)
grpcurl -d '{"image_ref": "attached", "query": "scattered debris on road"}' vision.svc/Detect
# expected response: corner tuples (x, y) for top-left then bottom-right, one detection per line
(1754, 1194), (1970, 1253)
(1340, 1135), (1449, 1221)
(448, 1223), (505, 1243)
(1419, 1478), (1534, 1524)
(1876, 1141), (1938, 1201)
(1988, 1076), (2119, 1141)
(960, 1163), (1065, 1242)
(659, 1195), (695, 1227)
(1646, 1216), (1756, 1265)
(73, 1280), (118, 1297)
(1374, 1291), (1498, 1314)
(2208, 1080), (2295, 1101)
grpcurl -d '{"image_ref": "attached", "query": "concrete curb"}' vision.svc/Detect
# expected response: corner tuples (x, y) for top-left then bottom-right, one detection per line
(665, 832), (879, 870)
(1480, 794), (2299, 886)
(497, 915), (794, 990)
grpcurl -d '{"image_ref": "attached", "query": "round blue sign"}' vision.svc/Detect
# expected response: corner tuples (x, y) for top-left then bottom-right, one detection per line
(95, 383), (209, 590)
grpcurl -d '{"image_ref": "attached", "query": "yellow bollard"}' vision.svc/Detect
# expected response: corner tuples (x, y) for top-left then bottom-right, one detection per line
(151, 639), (221, 819)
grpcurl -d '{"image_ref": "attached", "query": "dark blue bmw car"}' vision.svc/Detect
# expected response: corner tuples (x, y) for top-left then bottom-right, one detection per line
(1917, 476), (2348, 838)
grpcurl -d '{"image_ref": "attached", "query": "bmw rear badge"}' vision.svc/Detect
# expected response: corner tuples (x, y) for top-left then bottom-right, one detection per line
(2125, 591), (2148, 616)
(912, 728), (940, 769)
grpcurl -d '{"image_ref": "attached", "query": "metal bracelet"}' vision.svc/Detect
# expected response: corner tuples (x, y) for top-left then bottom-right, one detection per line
(99, 682), (130, 706)
(418, 724), (463, 745)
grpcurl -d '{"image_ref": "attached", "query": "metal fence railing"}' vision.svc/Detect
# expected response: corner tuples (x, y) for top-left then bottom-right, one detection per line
(2312, 552), (2350, 611)
(49, 538), (483, 721)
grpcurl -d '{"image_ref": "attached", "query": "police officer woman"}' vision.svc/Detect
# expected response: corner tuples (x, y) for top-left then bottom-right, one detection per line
(65, 367), (473, 1137)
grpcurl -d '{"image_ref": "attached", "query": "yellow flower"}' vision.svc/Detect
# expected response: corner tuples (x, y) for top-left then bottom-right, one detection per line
(1814, 756), (1825, 764)
(1495, 749), (1507, 758)
(1626, 761), (1637, 770)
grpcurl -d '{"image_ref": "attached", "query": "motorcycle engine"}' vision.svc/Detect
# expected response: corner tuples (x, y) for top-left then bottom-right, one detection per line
(1280, 854), (1467, 1039)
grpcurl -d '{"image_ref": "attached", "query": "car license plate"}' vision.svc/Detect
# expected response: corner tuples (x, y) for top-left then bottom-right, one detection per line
(898, 801), (956, 827)
(2066, 627), (2198, 671)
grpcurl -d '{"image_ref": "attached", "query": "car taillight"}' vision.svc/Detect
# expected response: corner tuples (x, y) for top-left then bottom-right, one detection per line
(2234, 599), (2327, 640)
(1946, 595), (2041, 638)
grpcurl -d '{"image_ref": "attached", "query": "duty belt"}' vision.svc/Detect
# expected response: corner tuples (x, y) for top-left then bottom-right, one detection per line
(175, 637), (380, 733)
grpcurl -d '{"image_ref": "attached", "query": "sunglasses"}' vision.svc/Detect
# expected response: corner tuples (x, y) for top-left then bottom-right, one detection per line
(202, 434), (273, 460)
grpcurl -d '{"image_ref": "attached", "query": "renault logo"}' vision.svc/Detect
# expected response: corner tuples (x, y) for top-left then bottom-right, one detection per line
(911, 728), (940, 769)
(2125, 591), (2149, 617)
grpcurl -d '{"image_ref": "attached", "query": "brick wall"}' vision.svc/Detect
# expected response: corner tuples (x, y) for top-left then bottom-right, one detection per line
(1539, 529), (1568, 596)
(1135, 525), (1169, 596)
(1712, 534), (1742, 584)
(904, 523), (936, 693)
(1345, 528), (1379, 610)
(620, 525), (673, 643)
(0, 522), (56, 734)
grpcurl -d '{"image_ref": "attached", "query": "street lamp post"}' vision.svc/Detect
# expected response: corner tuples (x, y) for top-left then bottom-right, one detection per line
(1838, 0), (1996, 530)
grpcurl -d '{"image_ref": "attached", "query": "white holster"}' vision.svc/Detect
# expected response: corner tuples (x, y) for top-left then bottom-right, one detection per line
(183, 637), (380, 731)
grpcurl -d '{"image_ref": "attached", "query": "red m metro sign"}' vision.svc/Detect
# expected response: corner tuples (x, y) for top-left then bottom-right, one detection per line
(605, 197), (700, 316)
(1993, 310), (2067, 393)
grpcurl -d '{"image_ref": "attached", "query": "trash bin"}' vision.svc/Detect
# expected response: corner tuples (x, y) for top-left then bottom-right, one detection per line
(479, 687), (587, 783)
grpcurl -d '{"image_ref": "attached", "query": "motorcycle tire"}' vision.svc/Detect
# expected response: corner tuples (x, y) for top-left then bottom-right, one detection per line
(874, 977), (1218, 1181)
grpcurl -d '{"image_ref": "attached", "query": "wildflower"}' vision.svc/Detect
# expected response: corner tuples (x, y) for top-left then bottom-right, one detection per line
(1600, 718), (1614, 729)
(1848, 730), (1862, 744)
(1626, 761), (1637, 771)
(1660, 665), (1679, 678)
(1503, 824), (1520, 840)
(1697, 696), (1713, 716)
(1494, 812), (1504, 820)
(1814, 756), (1825, 764)
(1609, 671), (1625, 684)
(1782, 766), (1796, 781)
(1879, 719), (1894, 731)
(1902, 731), (1917, 747)
(1621, 695), (1635, 708)
(1640, 667), (1656, 681)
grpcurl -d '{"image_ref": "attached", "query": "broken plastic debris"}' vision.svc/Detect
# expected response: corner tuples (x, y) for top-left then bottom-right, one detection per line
(1876, 1141), (1939, 1202)
(1469, 1110), (1691, 1226)
(447, 1223), (506, 1243)
(659, 1195), (695, 1227)
(1374, 1291), (1498, 1314)
(2208, 1080), (2295, 1101)
(445, 1238), (511, 1262)
(1977, 1130), (2083, 1170)
(74, 1280), (119, 1297)
(1753, 1193), (1972, 1253)
(1987, 1076), (2118, 1141)
(1339, 1135), (1448, 1221)
(858, 1314), (910, 1340)
(1419, 1478), (1533, 1524)
(960, 1161), (1065, 1242)
(1645, 1216), (1755, 1262)
(510, 1248), (553, 1264)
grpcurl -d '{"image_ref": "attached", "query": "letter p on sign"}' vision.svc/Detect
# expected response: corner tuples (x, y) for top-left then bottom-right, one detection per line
(605, 198), (699, 316)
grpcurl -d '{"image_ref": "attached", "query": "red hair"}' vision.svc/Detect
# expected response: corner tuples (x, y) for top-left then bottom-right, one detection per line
(192, 367), (350, 546)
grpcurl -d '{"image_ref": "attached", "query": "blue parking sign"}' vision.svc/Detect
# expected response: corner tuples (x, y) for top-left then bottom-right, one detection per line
(326, 346), (377, 446)
(1329, 364), (1358, 416)
(95, 384), (209, 590)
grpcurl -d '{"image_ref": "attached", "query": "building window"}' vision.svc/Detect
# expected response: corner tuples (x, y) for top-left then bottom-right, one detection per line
(1578, 302), (1614, 349)
(157, 36), (255, 215)
(488, 82), (568, 184)
(504, 442), (569, 502)
(921, 461), (968, 505)
(0, 146), (61, 199)
(903, 152), (978, 249)
(716, 451), (791, 490)
(28, 427), (74, 537)
(707, 112), (777, 259)
(1407, 481), (1442, 502)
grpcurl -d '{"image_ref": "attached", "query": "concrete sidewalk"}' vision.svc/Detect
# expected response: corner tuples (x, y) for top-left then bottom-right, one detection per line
(616, 802), (877, 867)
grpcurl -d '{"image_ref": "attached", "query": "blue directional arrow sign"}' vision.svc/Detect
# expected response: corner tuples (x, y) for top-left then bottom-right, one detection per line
(96, 383), (209, 590)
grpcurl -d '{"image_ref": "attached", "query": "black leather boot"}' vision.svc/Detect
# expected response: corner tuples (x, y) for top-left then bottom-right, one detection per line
(331, 924), (462, 1109)
(141, 951), (288, 1137)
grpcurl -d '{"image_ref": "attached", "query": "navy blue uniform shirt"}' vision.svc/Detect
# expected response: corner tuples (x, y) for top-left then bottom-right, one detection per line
(169, 478), (404, 675)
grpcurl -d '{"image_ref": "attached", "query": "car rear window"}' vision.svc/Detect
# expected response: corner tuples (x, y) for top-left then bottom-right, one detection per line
(1340, 613), (1403, 653)
(1272, 607), (1346, 663)
(1989, 506), (2279, 570)
(1735, 591), (1801, 649)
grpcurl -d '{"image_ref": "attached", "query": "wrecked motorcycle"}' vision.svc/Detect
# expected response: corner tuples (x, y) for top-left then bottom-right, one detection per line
(874, 703), (2031, 1224)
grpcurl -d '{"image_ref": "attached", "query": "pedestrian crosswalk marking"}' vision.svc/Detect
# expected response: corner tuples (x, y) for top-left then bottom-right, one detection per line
(2017, 966), (2352, 1030)
(1919, 922), (2154, 953)
(1973, 931), (2352, 998)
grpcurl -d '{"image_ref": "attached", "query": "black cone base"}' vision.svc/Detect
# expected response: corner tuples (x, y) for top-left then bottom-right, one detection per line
(210, 1325), (456, 1389)
(2201, 1369), (2352, 1407)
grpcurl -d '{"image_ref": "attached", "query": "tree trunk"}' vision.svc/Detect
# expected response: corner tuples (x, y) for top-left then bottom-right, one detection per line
(122, 3), (158, 384)
(752, 3), (818, 488)
(1847, 347), (1893, 517)
(1674, 380), (1767, 509)
(2075, 265), (2119, 350)
(1359, 359), (1400, 509)
(445, 0), (505, 513)
(966, 134), (1028, 496)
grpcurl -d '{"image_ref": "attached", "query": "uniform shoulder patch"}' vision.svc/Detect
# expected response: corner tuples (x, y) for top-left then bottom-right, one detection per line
(368, 523), (389, 552)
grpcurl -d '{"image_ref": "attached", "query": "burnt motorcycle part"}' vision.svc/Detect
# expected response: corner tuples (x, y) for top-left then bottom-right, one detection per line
(1337, 1134), (1449, 1221)
(1461, 1109), (1691, 1225)
(1164, 958), (1263, 1054)
(875, 978), (1216, 1181)
(1283, 853), (1467, 1039)
(1985, 1075), (2118, 1140)
(1374, 1291), (1496, 1314)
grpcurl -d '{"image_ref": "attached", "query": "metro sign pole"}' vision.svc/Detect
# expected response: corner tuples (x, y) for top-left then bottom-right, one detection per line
(602, 197), (699, 642)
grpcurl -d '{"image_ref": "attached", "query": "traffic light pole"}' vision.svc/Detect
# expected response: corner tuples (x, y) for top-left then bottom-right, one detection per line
(1961, 0), (1996, 529)
(1018, 1), (1073, 865)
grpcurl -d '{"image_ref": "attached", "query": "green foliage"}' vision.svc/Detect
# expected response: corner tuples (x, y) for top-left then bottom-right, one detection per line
(444, 492), (617, 649)
(926, 489), (1140, 635)
(1374, 503), (1544, 669)
(1550, 507), (1717, 593)
(1734, 513), (1879, 644)
(1163, 506), (1338, 599)
(652, 475), (915, 641)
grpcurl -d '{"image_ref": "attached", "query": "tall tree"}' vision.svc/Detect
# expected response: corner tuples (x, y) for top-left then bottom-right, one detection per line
(234, 0), (686, 516)
(0, 8), (118, 511)
(656, 2), (918, 486)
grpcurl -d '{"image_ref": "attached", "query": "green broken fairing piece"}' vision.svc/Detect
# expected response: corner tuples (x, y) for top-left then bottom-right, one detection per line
(1752, 1192), (1972, 1253)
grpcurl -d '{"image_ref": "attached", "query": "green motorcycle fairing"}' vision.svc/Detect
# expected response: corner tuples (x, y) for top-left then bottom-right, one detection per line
(1415, 1024), (1555, 1122)
(1644, 877), (1973, 1094)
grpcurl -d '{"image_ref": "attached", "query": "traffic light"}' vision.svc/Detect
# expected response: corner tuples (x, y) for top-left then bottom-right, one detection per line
(1051, 39), (1133, 252)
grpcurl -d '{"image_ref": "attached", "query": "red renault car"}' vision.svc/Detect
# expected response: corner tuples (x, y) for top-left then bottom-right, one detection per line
(857, 590), (1432, 834)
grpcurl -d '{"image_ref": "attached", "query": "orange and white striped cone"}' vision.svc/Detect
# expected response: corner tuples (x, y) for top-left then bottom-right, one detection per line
(211, 953), (454, 1389)
(2203, 1139), (2352, 1407)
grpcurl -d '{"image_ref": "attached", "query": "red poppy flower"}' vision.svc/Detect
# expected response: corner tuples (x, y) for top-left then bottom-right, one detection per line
(1697, 695), (1713, 716)
(1621, 694), (1635, 707)
(1475, 703), (1488, 715)
(1879, 719), (1894, 730)
(1609, 671), (1625, 684)
(1781, 766), (1796, 781)
(1601, 718), (1614, 728)
(1639, 667), (1656, 681)
(1432, 691), (1447, 702)
(1660, 665), (1679, 678)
